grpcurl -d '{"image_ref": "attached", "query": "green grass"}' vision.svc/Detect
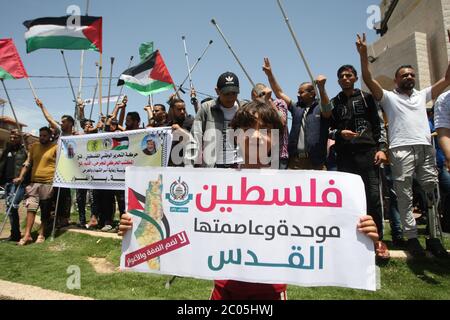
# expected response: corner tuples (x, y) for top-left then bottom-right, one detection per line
(1, 211), (450, 300)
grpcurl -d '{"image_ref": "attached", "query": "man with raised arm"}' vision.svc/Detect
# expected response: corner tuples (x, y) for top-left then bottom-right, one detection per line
(262, 58), (331, 170)
(356, 33), (450, 258)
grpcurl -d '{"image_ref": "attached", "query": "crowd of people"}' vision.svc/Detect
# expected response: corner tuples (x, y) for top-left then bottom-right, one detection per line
(1, 33), (450, 295)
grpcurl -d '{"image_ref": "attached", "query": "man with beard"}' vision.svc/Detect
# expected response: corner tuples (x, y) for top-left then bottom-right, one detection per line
(167, 97), (194, 166)
(35, 99), (75, 228)
(0, 130), (28, 241)
(145, 104), (168, 128)
(125, 112), (141, 131)
(356, 33), (450, 258)
(14, 127), (57, 245)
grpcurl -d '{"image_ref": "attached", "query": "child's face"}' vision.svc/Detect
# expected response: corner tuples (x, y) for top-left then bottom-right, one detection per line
(237, 115), (274, 169)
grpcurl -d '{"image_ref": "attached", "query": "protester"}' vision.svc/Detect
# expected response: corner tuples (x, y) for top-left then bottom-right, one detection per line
(433, 93), (450, 231)
(251, 81), (289, 169)
(145, 104), (168, 128)
(105, 96), (127, 132)
(187, 71), (244, 168)
(122, 111), (140, 131)
(262, 58), (331, 170)
(322, 64), (390, 260)
(0, 129), (28, 241)
(356, 32), (450, 258)
(119, 100), (381, 300)
(35, 98), (74, 228)
(167, 97), (194, 166)
(14, 127), (57, 245)
(75, 117), (98, 229)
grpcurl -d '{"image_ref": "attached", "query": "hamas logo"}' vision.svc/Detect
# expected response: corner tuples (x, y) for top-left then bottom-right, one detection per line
(165, 177), (192, 212)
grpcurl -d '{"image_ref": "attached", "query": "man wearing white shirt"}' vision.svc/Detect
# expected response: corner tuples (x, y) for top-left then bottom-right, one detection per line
(356, 33), (450, 258)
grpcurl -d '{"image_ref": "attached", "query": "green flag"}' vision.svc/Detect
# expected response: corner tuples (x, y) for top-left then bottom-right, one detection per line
(139, 42), (154, 62)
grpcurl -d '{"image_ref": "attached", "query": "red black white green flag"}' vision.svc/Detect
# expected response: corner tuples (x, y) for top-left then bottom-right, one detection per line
(118, 50), (174, 96)
(23, 16), (102, 53)
(0, 39), (28, 80)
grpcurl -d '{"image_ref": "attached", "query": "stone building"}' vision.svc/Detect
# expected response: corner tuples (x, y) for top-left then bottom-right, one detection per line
(368, 0), (450, 92)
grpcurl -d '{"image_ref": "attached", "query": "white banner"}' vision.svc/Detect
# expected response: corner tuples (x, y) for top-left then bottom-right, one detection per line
(84, 95), (123, 106)
(53, 128), (172, 190)
(121, 167), (376, 291)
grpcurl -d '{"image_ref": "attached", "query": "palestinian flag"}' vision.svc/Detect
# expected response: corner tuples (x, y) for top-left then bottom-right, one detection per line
(118, 50), (174, 96)
(23, 16), (102, 53)
(0, 39), (28, 80)
(112, 137), (129, 150)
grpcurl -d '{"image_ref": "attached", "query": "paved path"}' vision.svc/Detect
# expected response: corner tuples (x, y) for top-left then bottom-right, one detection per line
(0, 279), (93, 300)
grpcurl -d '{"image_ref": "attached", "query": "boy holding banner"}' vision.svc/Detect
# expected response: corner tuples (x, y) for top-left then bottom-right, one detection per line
(119, 100), (380, 299)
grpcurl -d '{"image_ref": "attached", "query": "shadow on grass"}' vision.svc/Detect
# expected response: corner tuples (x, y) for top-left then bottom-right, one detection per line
(406, 256), (450, 285)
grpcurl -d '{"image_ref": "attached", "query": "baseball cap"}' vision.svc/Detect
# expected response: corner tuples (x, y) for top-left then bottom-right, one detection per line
(217, 72), (240, 94)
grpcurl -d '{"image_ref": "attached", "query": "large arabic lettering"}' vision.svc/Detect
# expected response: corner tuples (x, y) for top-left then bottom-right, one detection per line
(195, 177), (343, 213)
(194, 218), (341, 242)
(207, 246), (324, 271)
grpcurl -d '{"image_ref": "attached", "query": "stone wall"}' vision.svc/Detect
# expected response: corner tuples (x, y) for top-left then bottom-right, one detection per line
(367, 0), (449, 90)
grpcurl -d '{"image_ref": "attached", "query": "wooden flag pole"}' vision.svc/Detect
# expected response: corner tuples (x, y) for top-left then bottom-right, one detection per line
(26, 77), (38, 100)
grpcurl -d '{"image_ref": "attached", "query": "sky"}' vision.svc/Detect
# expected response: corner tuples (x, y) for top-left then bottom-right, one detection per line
(0, 0), (381, 135)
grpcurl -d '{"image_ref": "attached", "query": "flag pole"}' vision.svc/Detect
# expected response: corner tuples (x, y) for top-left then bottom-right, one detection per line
(106, 57), (115, 116)
(174, 40), (213, 97)
(98, 52), (103, 117)
(148, 94), (153, 107)
(276, 0), (315, 86)
(60, 50), (79, 126)
(77, 0), (90, 104)
(89, 62), (99, 120)
(26, 77), (38, 100)
(211, 19), (255, 87)
(114, 55), (134, 109)
(1, 79), (27, 146)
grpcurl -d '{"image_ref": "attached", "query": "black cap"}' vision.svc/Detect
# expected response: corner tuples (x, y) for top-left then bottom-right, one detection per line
(217, 72), (240, 94)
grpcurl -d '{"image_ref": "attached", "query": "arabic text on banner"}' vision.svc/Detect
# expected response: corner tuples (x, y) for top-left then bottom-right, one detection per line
(120, 167), (376, 291)
(53, 128), (172, 190)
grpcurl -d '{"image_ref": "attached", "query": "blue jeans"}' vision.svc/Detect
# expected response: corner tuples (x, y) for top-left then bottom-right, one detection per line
(4, 182), (25, 240)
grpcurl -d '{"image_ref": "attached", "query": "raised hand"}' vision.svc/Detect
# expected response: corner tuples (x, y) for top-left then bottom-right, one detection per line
(356, 33), (368, 56)
(315, 75), (327, 88)
(262, 57), (273, 76)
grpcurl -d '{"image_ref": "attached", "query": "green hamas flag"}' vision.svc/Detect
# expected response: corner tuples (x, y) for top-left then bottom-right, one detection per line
(139, 42), (153, 62)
